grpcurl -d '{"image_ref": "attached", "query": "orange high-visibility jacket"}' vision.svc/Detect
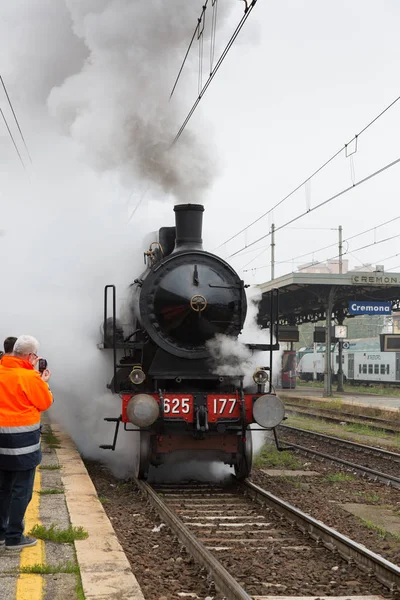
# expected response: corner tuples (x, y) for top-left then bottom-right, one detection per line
(0, 355), (53, 470)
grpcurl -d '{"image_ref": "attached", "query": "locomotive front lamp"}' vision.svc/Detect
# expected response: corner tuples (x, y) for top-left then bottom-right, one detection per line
(253, 394), (285, 429)
(253, 368), (269, 385)
(129, 366), (146, 385)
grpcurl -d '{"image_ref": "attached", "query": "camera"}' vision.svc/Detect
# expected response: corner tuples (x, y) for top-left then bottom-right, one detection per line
(38, 358), (48, 373)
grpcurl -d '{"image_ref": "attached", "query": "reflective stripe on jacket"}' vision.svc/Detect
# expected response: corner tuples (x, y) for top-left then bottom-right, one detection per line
(0, 356), (53, 471)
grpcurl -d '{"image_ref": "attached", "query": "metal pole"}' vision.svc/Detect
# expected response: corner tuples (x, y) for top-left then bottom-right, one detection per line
(271, 223), (275, 280)
(337, 339), (344, 392)
(336, 311), (344, 393)
(339, 225), (343, 274)
(324, 287), (335, 397)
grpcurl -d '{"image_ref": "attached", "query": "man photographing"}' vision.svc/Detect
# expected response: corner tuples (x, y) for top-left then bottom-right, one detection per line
(0, 335), (53, 549)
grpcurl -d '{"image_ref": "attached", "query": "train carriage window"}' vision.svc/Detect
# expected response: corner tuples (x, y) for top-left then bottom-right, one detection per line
(374, 364), (379, 374)
(387, 364), (390, 374)
(362, 364), (367, 374)
(380, 364), (385, 374)
(368, 364), (373, 374)
(359, 364), (362, 374)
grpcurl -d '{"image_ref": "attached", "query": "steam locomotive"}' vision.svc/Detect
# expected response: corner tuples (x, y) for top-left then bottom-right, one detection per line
(99, 204), (284, 479)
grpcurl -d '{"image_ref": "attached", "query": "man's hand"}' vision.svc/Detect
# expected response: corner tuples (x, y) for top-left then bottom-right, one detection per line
(41, 369), (51, 383)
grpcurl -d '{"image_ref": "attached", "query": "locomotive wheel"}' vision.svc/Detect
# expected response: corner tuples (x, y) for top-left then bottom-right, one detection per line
(234, 428), (253, 480)
(136, 432), (152, 480)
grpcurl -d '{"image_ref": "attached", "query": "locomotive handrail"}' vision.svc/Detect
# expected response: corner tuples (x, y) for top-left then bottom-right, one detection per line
(104, 285), (117, 392)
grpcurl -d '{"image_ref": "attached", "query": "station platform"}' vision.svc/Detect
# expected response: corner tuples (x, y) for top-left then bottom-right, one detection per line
(280, 386), (400, 413)
(0, 417), (145, 600)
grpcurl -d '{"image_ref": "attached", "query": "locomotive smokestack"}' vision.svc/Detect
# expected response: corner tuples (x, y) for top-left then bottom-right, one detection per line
(173, 204), (204, 251)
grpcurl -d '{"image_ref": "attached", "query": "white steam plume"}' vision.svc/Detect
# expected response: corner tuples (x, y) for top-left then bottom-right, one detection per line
(207, 288), (282, 389)
(0, 1), (249, 479)
(206, 288), (283, 461)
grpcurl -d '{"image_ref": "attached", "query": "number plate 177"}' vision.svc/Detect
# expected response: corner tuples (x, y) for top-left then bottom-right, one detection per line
(207, 395), (240, 421)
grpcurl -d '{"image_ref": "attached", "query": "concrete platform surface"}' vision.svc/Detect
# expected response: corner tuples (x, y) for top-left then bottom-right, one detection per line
(260, 469), (320, 477)
(342, 503), (400, 535)
(0, 416), (145, 600)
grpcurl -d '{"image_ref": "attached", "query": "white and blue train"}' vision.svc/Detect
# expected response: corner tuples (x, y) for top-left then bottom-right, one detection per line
(297, 338), (400, 384)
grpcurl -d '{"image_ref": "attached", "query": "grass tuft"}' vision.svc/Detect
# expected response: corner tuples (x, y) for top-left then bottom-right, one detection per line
(29, 524), (88, 543)
(284, 413), (400, 449)
(98, 495), (110, 504)
(253, 447), (302, 469)
(41, 429), (62, 448)
(353, 491), (381, 503)
(360, 519), (400, 542)
(40, 464), (60, 470)
(20, 561), (78, 575)
(38, 488), (64, 495)
(322, 472), (355, 483)
(75, 574), (85, 600)
(344, 422), (385, 437)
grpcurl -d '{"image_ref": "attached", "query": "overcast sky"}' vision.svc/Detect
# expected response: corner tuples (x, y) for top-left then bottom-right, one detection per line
(198, 0), (400, 283)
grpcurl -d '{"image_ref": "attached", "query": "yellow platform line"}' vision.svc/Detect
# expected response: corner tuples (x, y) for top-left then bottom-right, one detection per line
(16, 469), (45, 600)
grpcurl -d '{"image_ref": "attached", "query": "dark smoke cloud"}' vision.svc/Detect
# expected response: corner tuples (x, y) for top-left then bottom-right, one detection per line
(46, 0), (234, 201)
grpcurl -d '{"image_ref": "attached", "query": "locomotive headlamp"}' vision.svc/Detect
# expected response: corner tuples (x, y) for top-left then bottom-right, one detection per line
(127, 394), (160, 427)
(129, 366), (146, 385)
(252, 368), (269, 385)
(253, 394), (285, 429)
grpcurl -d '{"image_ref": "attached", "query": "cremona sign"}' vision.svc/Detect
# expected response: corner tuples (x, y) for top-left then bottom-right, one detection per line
(351, 274), (399, 285)
(348, 301), (392, 315)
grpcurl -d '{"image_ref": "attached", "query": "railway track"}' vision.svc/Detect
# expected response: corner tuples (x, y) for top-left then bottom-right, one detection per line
(284, 402), (400, 434)
(136, 478), (400, 599)
(279, 425), (400, 489)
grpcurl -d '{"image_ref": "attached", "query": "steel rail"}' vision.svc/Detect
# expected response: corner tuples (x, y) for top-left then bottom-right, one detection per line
(282, 440), (400, 489)
(135, 479), (252, 600)
(280, 424), (400, 462)
(241, 479), (400, 591)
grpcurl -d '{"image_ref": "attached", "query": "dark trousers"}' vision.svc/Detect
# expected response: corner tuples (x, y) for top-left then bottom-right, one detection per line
(0, 468), (36, 543)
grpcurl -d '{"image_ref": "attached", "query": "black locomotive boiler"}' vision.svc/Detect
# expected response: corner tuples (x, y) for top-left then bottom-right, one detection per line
(100, 203), (284, 479)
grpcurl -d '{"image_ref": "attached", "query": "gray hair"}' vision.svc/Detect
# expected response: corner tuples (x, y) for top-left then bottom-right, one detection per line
(13, 335), (40, 357)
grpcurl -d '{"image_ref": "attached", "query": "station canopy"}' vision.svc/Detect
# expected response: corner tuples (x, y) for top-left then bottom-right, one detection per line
(257, 271), (400, 327)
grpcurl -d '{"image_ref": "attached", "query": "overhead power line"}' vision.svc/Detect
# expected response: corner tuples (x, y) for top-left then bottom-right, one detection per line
(170, 1), (210, 100)
(218, 92), (400, 250)
(293, 233), (400, 274)
(264, 214), (400, 270)
(171, 0), (259, 146)
(0, 107), (26, 170)
(242, 217), (400, 273)
(0, 75), (32, 165)
(229, 156), (400, 258)
(246, 233), (400, 275)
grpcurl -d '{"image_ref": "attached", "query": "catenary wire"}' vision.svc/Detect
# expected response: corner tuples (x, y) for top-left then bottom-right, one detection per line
(0, 75), (32, 165)
(217, 92), (400, 250)
(171, 0), (259, 146)
(243, 233), (400, 275)
(241, 214), (400, 268)
(170, 1), (209, 100)
(0, 107), (26, 170)
(229, 156), (400, 258)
